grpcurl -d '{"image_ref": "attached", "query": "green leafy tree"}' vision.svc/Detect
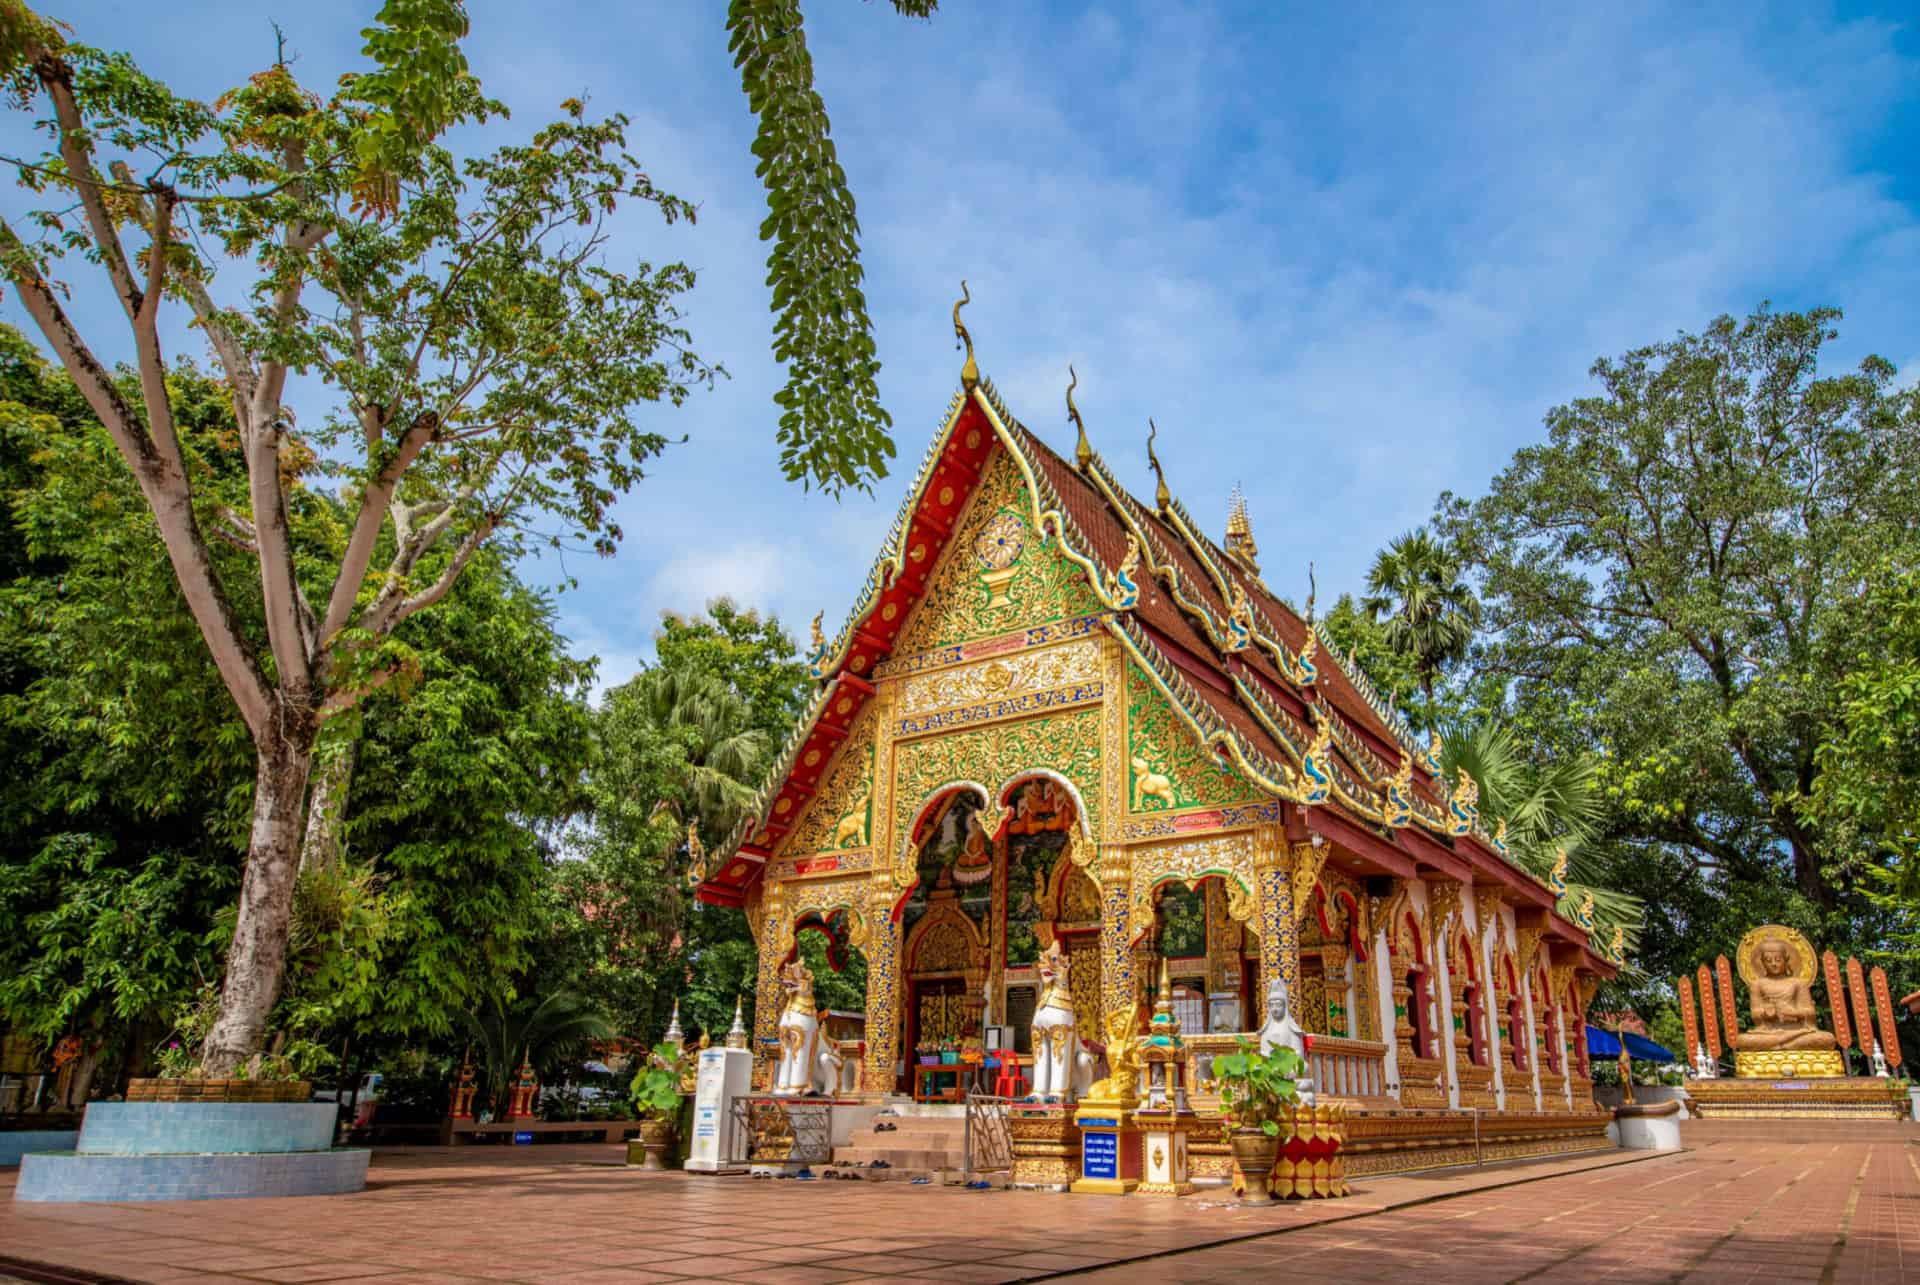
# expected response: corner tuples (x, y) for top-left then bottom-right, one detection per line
(1439, 306), (1919, 912)
(1360, 529), (1480, 719)
(1806, 558), (1920, 888)
(0, 0), (931, 1072)
(0, 336), (592, 1067)
(725, 0), (943, 493)
(462, 989), (613, 1116)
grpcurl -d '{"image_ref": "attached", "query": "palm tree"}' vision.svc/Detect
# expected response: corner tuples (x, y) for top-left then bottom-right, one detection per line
(1361, 529), (1481, 716)
(1438, 716), (1644, 957)
(463, 990), (616, 1117)
(626, 666), (770, 835)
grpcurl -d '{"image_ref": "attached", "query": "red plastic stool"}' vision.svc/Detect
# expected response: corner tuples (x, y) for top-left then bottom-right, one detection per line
(991, 1052), (1028, 1099)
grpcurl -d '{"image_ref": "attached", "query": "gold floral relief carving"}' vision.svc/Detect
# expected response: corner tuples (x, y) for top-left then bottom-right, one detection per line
(889, 706), (1104, 887)
(899, 638), (1102, 717)
(775, 876), (871, 953)
(1124, 661), (1264, 814)
(1060, 865), (1102, 924)
(782, 703), (877, 856)
(893, 448), (1104, 656)
(1128, 831), (1256, 926)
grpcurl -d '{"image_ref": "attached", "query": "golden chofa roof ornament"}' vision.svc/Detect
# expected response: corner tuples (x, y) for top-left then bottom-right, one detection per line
(1224, 483), (1260, 574)
(1146, 418), (1171, 513)
(953, 280), (979, 392)
(1067, 365), (1091, 471)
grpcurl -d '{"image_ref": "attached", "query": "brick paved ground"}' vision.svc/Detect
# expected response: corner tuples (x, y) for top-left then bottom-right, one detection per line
(0, 1123), (1912, 1284)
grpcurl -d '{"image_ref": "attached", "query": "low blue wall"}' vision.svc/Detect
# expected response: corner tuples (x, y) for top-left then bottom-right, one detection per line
(14, 1148), (368, 1202)
(74, 1102), (337, 1155)
(0, 1131), (79, 1167)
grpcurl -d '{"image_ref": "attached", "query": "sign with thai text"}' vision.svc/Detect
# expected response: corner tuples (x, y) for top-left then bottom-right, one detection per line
(1083, 1129), (1118, 1180)
(513, 1131), (533, 1145)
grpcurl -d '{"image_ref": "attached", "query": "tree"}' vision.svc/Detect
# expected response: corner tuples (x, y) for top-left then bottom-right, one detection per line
(1360, 529), (1480, 718)
(725, 0), (942, 494)
(1439, 306), (1919, 910)
(0, 343), (595, 1062)
(0, 2), (904, 1072)
(1806, 558), (1920, 889)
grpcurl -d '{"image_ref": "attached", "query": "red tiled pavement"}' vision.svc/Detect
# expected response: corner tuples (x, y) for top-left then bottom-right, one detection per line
(1, 1125), (1914, 1283)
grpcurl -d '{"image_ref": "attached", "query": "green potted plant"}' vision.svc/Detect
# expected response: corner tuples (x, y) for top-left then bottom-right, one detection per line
(628, 1043), (686, 1170)
(1212, 1037), (1303, 1201)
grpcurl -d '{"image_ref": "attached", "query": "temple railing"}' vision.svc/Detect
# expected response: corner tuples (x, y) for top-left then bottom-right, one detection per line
(1182, 1033), (1393, 1108)
(1308, 1036), (1391, 1101)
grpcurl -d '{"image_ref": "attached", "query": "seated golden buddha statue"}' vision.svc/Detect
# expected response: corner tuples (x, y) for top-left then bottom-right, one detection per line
(1733, 935), (1836, 1052)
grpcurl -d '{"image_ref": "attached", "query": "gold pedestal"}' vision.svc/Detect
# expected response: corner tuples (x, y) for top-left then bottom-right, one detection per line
(1070, 1100), (1139, 1195)
(1734, 1048), (1845, 1078)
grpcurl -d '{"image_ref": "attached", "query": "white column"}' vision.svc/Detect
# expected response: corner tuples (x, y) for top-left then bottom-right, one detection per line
(1482, 930), (1505, 1111)
(1520, 979), (1543, 1110)
(1373, 927), (1400, 1103)
(1432, 918), (1459, 1110)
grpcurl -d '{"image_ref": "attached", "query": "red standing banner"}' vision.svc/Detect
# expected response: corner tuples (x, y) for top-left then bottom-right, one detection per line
(1676, 974), (1702, 1062)
(1716, 955), (1740, 1041)
(1872, 966), (1902, 1068)
(1823, 949), (1852, 1050)
(1847, 956), (1875, 1062)
(1698, 964), (1722, 1060)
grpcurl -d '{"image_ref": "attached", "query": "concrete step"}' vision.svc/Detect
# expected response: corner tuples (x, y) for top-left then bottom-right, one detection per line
(845, 1123), (966, 1145)
(831, 1146), (963, 1170)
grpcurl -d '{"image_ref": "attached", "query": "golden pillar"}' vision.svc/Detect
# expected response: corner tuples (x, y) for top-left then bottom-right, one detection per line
(1098, 848), (1135, 1025)
(861, 888), (903, 1093)
(1252, 824), (1299, 1000)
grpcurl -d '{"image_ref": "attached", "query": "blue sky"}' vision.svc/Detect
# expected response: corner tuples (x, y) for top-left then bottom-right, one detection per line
(8, 2), (1920, 692)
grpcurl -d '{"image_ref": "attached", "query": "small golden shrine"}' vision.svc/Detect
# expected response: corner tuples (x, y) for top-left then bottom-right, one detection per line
(1681, 924), (1906, 1119)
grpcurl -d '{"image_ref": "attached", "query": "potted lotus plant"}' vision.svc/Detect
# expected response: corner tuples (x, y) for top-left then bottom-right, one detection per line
(628, 1043), (685, 1171)
(1212, 1037), (1303, 1201)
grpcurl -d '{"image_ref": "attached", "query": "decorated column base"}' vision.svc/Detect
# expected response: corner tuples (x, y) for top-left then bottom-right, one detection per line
(1008, 1104), (1081, 1190)
(1133, 1108), (1195, 1196)
(1069, 1101), (1140, 1195)
(1271, 1102), (1348, 1200)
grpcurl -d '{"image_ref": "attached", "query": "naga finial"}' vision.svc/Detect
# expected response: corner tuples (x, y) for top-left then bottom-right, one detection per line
(1305, 561), (1317, 623)
(954, 280), (979, 391)
(1067, 365), (1091, 471)
(1146, 418), (1170, 512)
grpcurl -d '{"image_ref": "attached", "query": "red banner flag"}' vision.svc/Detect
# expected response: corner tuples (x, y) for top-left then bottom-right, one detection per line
(1716, 955), (1740, 1040)
(1847, 957), (1875, 1061)
(1823, 949), (1852, 1050)
(1872, 966), (1902, 1068)
(1698, 963), (1721, 1060)
(1677, 975), (1702, 1062)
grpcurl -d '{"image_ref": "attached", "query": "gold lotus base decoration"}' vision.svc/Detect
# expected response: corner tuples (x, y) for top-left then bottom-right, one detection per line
(1186, 1104), (1610, 1183)
(1733, 1049), (1846, 1079)
(1690, 1074), (1907, 1120)
(1269, 1102), (1349, 1199)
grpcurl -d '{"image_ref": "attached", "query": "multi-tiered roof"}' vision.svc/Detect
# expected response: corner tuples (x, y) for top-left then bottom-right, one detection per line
(698, 311), (1621, 976)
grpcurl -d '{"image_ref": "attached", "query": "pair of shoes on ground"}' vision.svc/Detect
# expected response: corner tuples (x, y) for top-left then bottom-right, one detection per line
(874, 1121), (898, 1132)
(869, 1159), (891, 1168)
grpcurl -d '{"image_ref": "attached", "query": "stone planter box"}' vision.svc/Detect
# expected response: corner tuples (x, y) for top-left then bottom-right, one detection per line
(126, 1077), (311, 1104)
(0, 1131), (79, 1168)
(13, 1102), (364, 1203)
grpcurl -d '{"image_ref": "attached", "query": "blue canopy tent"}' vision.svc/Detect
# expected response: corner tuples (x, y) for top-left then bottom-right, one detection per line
(1585, 1026), (1676, 1063)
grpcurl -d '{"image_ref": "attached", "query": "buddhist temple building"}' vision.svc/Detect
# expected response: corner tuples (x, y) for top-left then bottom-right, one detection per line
(697, 304), (1627, 1176)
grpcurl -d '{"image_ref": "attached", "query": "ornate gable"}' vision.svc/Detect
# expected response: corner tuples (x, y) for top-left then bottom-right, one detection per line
(892, 445), (1104, 656)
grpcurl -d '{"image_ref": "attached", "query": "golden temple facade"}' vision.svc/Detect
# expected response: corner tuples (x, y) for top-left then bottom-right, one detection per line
(698, 317), (1621, 1162)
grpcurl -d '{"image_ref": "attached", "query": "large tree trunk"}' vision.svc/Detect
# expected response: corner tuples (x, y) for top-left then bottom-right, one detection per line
(202, 729), (316, 1077)
(300, 738), (359, 875)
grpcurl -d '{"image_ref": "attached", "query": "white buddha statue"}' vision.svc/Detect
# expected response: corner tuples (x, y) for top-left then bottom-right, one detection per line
(1256, 977), (1316, 1107)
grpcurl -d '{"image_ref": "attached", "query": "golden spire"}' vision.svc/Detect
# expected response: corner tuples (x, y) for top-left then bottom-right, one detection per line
(1067, 365), (1091, 471)
(953, 280), (979, 391)
(1146, 418), (1170, 513)
(1224, 483), (1260, 574)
